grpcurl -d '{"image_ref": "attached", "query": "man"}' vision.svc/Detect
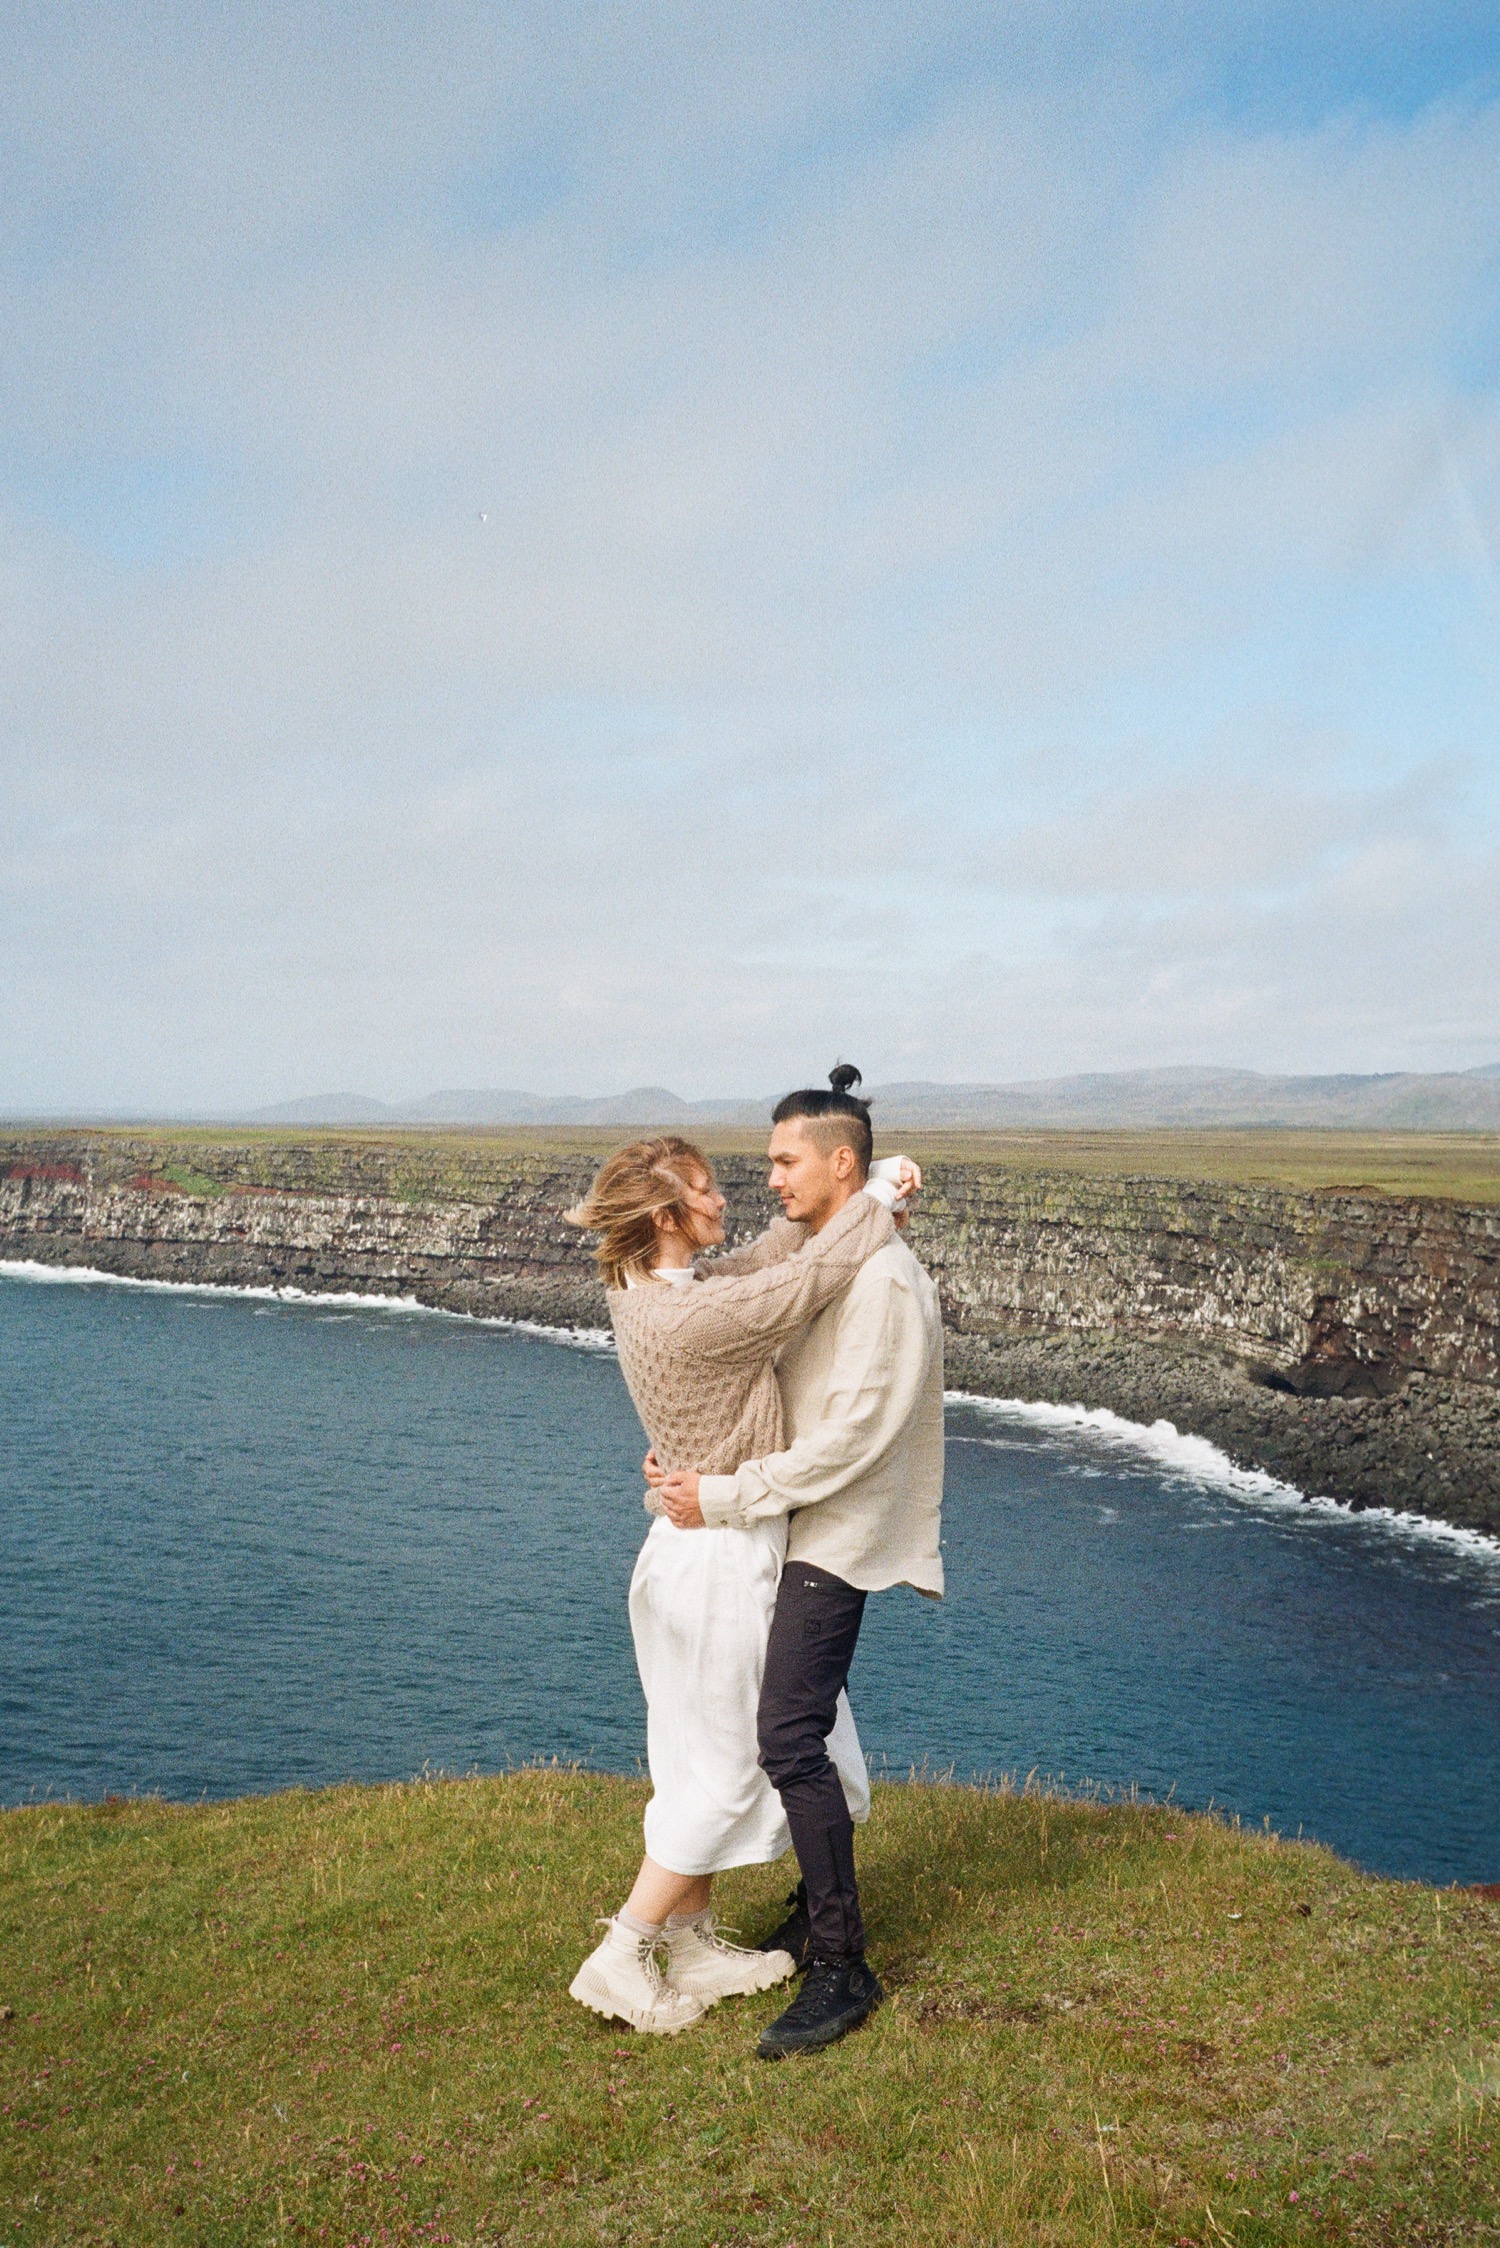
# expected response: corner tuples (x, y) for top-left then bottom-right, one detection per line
(650, 1067), (944, 2058)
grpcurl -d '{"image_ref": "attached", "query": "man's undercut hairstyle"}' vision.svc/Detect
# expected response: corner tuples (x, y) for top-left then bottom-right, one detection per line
(771, 1062), (874, 1177)
(565, 1135), (713, 1290)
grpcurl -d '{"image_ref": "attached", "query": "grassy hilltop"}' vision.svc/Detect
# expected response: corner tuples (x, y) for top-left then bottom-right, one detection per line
(2, 1774), (1496, 2247)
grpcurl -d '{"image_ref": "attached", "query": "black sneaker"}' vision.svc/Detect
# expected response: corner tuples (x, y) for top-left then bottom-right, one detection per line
(756, 1956), (884, 2059)
(758, 1882), (813, 1973)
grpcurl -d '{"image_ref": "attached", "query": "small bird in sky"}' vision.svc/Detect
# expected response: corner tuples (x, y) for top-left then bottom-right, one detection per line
(478, 511), (489, 523)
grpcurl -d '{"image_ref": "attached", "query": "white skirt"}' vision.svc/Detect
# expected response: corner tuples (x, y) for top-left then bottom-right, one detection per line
(628, 1514), (871, 1877)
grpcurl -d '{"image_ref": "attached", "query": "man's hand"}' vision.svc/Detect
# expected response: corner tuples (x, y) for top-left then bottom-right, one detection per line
(659, 1470), (706, 1530)
(644, 1450), (706, 1527)
(893, 1157), (921, 1229)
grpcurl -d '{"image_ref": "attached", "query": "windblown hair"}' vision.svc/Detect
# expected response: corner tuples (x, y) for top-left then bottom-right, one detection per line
(771, 1062), (873, 1175)
(565, 1135), (715, 1291)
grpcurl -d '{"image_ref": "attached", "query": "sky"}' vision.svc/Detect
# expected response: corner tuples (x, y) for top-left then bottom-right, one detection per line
(3, 1), (1499, 1112)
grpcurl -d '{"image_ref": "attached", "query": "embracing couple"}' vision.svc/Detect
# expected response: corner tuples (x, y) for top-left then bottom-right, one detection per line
(564, 1065), (944, 2059)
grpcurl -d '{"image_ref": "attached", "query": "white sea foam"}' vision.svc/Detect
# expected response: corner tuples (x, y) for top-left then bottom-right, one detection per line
(0, 1260), (616, 1354)
(947, 1388), (1500, 1568)
(4, 1258), (1494, 1564)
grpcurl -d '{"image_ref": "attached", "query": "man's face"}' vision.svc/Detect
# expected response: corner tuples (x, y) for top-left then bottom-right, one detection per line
(766, 1119), (858, 1227)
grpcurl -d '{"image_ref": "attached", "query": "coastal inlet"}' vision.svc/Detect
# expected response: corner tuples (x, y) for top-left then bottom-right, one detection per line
(4, 1267), (1499, 1883)
(2, 1128), (1498, 1538)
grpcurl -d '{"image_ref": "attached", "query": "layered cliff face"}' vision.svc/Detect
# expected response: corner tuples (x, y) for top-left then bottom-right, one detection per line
(922, 1166), (1500, 1393)
(4, 1136), (1498, 1535)
(0, 1152), (610, 1328)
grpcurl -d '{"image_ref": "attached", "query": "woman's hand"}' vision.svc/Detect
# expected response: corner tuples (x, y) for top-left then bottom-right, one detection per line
(643, 1448), (666, 1488)
(894, 1157), (921, 1229)
(659, 1470), (706, 1529)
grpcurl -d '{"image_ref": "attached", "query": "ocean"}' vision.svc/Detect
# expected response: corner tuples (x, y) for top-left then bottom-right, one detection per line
(3, 1263), (1498, 1885)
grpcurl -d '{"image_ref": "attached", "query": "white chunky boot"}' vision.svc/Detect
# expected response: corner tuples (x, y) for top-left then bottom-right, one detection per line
(662, 1913), (796, 2006)
(568, 1917), (707, 2035)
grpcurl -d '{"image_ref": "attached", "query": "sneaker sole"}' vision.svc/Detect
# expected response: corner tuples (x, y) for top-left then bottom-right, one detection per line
(671, 1947), (796, 2005)
(567, 1965), (705, 2036)
(756, 1993), (882, 2061)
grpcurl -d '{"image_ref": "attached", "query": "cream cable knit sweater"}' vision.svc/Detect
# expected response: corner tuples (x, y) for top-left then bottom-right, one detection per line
(605, 1190), (896, 1506)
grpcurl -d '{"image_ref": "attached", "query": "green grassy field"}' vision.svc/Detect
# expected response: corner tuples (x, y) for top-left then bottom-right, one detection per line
(6, 1124), (1500, 1204)
(891, 1129), (1500, 1205)
(3, 1773), (1496, 2246)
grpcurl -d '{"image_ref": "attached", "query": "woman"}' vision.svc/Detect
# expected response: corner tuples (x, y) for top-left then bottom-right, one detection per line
(563, 1130), (916, 2034)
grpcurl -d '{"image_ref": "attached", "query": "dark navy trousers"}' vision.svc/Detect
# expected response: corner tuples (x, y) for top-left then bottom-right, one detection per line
(757, 1560), (869, 1963)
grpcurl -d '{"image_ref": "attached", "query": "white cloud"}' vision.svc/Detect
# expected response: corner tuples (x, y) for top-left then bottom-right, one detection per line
(2, 4), (1498, 1108)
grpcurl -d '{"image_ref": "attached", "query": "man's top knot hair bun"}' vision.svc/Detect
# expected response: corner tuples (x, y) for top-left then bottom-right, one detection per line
(771, 1062), (874, 1172)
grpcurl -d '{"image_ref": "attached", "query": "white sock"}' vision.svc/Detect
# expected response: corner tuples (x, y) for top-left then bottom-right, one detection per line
(665, 1908), (710, 1932)
(618, 1905), (662, 1939)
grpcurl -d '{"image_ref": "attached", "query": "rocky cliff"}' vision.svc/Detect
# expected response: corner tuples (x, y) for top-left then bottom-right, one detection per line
(3, 1134), (1497, 1536)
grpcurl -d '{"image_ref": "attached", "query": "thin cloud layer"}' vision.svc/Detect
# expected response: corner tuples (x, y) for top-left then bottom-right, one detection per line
(2, 3), (1497, 1110)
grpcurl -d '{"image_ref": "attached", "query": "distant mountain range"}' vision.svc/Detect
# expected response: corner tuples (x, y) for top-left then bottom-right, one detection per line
(245, 1064), (1500, 1132)
(245, 1087), (766, 1127)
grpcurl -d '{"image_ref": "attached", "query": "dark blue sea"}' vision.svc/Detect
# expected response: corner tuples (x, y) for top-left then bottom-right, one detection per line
(3, 1265), (1498, 1886)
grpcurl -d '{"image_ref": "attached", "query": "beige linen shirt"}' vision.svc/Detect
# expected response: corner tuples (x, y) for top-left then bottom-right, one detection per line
(697, 1235), (945, 1597)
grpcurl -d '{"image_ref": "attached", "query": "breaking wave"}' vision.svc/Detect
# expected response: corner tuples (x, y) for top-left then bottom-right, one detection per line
(947, 1389), (1500, 1566)
(4, 1260), (1493, 1563)
(0, 1259), (615, 1354)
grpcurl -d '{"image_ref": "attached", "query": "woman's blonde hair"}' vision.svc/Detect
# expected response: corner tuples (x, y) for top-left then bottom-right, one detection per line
(565, 1135), (715, 1290)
